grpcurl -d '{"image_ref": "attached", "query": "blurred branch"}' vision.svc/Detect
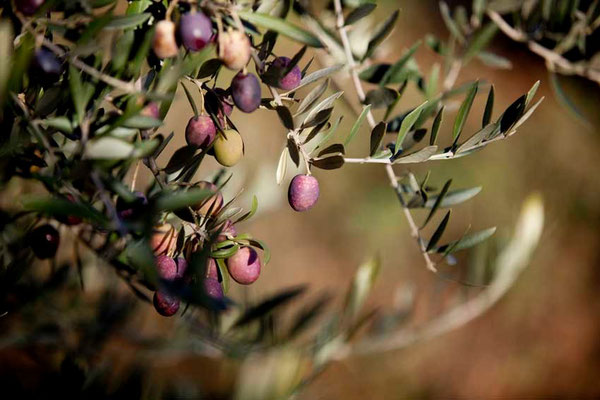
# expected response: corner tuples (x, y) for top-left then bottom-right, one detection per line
(332, 194), (544, 359)
(487, 10), (600, 85)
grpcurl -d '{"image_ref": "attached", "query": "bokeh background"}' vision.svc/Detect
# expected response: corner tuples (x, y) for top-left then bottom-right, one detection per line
(2, 0), (600, 398)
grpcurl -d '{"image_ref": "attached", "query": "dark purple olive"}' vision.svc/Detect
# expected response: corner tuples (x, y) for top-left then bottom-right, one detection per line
(156, 255), (178, 281)
(174, 257), (188, 280)
(16, 0), (45, 15)
(268, 57), (302, 91)
(204, 278), (224, 300)
(185, 115), (216, 149)
(179, 12), (213, 52)
(230, 72), (261, 113)
(288, 174), (319, 212)
(32, 48), (62, 81)
(153, 291), (180, 316)
(226, 246), (261, 285)
(116, 191), (148, 220)
(29, 224), (60, 259)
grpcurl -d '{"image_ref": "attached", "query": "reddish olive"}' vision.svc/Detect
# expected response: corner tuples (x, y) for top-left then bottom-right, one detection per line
(185, 115), (216, 149)
(288, 174), (319, 212)
(153, 291), (180, 317)
(268, 56), (302, 91)
(226, 246), (261, 285)
(179, 12), (213, 52)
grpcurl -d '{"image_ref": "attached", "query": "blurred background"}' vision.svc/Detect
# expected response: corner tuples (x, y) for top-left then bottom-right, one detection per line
(2, 0), (600, 398)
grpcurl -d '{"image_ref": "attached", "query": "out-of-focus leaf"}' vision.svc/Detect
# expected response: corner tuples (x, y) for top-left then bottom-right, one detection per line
(122, 115), (162, 129)
(345, 3), (377, 26)
(238, 11), (322, 47)
(380, 41), (421, 86)
(287, 294), (331, 339)
(364, 87), (398, 109)
(345, 104), (371, 146)
(362, 10), (399, 61)
(0, 22), (13, 106)
(22, 196), (109, 226)
(155, 188), (213, 211)
(105, 13), (150, 29)
(345, 256), (381, 319)
(476, 51), (512, 69)
(440, 2), (465, 43)
(276, 147), (288, 185)
(426, 210), (451, 252)
(369, 122), (387, 156)
(234, 286), (307, 327)
(464, 22), (498, 62)
(164, 145), (197, 174)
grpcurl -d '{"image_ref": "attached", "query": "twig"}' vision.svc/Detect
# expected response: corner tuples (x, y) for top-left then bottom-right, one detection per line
(332, 0), (437, 272)
(487, 10), (600, 85)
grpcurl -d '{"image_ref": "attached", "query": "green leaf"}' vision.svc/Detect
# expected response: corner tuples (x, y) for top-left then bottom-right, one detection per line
(345, 3), (377, 26)
(122, 115), (163, 129)
(380, 41), (421, 86)
(426, 210), (451, 252)
(456, 123), (499, 153)
(286, 65), (343, 94)
(0, 22), (13, 107)
(296, 78), (329, 115)
(422, 179), (452, 228)
(235, 195), (259, 224)
(345, 104), (371, 146)
(22, 196), (109, 226)
(394, 101), (429, 154)
(452, 82), (478, 144)
(238, 11), (322, 48)
(439, 2), (465, 43)
(314, 115), (343, 149)
(180, 81), (199, 118)
(68, 66), (94, 123)
(482, 85), (494, 127)
(392, 145), (437, 164)
(362, 10), (399, 61)
(433, 227), (496, 254)
(234, 286), (306, 327)
(430, 106), (444, 145)
(423, 187), (481, 208)
(155, 188), (213, 211)
(464, 22), (498, 62)
(344, 255), (381, 319)
(105, 13), (151, 30)
(369, 122), (387, 156)
(276, 147), (288, 185)
(525, 80), (540, 106)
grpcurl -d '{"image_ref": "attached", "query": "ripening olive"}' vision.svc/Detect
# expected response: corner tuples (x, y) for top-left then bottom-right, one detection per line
(116, 191), (148, 220)
(153, 290), (180, 316)
(213, 129), (244, 167)
(219, 30), (251, 70)
(155, 255), (178, 281)
(204, 278), (224, 300)
(206, 258), (219, 279)
(185, 115), (216, 149)
(288, 174), (319, 212)
(153, 20), (178, 59)
(179, 12), (213, 52)
(150, 223), (177, 256)
(16, 0), (45, 15)
(226, 246), (261, 285)
(230, 72), (261, 113)
(268, 56), (302, 91)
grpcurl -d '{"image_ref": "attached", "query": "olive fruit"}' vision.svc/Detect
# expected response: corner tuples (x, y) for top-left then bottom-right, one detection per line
(116, 191), (148, 220)
(153, 20), (178, 59)
(179, 12), (213, 52)
(230, 72), (261, 113)
(141, 102), (160, 119)
(16, 0), (45, 15)
(31, 48), (62, 81)
(268, 56), (302, 91)
(213, 129), (244, 167)
(288, 174), (319, 212)
(156, 255), (178, 281)
(153, 291), (180, 317)
(174, 257), (188, 280)
(191, 181), (223, 217)
(185, 115), (216, 149)
(214, 219), (237, 242)
(226, 246), (261, 285)
(29, 224), (60, 259)
(61, 194), (82, 226)
(151, 223), (177, 256)
(219, 30), (251, 70)
(204, 278), (224, 300)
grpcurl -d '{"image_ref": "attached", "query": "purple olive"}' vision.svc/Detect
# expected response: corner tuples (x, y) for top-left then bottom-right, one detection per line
(29, 224), (59, 259)
(206, 258), (219, 279)
(156, 255), (178, 281)
(288, 174), (319, 212)
(230, 72), (261, 113)
(32, 48), (62, 81)
(174, 257), (188, 280)
(141, 102), (160, 119)
(268, 57), (302, 91)
(226, 246), (261, 285)
(204, 278), (224, 300)
(116, 191), (148, 220)
(179, 12), (213, 52)
(16, 0), (45, 15)
(219, 30), (251, 70)
(215, 219), (237, 242)
(215, 88), (234, 117)
(185, 115), (216, 149)
(153, 291), (180, 316)
(153, 20), (178, 59)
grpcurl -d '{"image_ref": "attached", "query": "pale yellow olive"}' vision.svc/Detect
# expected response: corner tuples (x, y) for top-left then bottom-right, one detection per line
(214, 129), (244, 167)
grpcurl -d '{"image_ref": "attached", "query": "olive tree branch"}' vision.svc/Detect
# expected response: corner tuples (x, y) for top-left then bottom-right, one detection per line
(332, 0), (437, 273)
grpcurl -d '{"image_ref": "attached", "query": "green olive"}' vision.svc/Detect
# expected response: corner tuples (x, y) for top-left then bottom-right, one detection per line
(214, 129), (244, 167)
